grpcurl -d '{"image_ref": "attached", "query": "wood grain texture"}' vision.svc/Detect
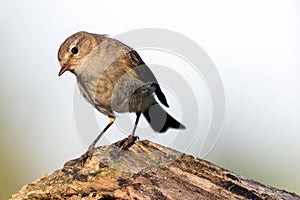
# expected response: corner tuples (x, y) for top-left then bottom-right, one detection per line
(11, 140), (300, 200)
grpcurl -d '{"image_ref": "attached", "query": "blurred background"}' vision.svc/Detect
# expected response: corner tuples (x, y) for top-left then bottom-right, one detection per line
(0, 0), (299, 199)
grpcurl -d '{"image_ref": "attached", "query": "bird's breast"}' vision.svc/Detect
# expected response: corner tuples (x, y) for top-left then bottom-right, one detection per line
(77, 65), (156, 114)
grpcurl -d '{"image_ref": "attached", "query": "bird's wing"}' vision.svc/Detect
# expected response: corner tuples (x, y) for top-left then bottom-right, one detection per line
(126, 50), (169, 107)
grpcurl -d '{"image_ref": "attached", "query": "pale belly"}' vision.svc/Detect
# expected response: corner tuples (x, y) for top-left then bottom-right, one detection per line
(77, 73), (156, 115)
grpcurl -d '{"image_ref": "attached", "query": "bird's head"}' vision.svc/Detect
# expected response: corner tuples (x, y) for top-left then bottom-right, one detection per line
(57, 31), (102, 76)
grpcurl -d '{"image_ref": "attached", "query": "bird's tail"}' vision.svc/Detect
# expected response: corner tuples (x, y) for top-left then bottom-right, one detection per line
(143, 104), (185, 133)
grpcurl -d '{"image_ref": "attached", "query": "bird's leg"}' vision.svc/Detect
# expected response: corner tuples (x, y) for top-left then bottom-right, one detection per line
(116, 112), (141, 149)
(80, 116), (115, 166)
(128, 112), (141, 141)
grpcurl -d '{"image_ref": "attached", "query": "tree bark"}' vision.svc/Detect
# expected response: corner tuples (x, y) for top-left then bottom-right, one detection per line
(11, 140), (300, 200)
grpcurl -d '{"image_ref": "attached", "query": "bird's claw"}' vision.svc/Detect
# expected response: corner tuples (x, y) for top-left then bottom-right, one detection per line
(115, 134), (138, 150)
(79, 146), (94, 167)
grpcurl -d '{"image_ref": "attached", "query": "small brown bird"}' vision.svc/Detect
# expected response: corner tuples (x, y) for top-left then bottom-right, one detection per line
(58, 31), (185, 162)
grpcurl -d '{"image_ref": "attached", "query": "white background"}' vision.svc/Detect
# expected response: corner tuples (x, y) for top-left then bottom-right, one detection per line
(0, 0), (299, 199)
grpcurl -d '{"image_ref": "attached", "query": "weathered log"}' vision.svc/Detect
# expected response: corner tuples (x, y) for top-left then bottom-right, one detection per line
(11, 140), (300, 199)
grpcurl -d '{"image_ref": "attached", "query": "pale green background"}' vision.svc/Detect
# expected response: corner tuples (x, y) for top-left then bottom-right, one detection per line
(1, 0), (299, 199)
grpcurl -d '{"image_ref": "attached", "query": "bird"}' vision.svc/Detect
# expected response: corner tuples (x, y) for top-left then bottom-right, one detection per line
(57, 31), (185, 163)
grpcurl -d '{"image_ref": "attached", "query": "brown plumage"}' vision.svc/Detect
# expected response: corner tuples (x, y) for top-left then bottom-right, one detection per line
(58, 31), (185, 163)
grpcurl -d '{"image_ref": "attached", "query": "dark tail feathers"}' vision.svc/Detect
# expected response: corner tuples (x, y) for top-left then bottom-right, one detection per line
(143, 104), (185, 132)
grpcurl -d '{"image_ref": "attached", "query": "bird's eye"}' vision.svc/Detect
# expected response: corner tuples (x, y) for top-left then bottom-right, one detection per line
(71, 47), (79, 54)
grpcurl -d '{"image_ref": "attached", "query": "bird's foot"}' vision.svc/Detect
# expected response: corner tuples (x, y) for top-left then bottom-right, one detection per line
(79, 145), (94, 167)
(115, 133), (139, 150)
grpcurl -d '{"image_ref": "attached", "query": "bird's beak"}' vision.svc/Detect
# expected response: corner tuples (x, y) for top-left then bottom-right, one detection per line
(58, 63), (71, 76)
